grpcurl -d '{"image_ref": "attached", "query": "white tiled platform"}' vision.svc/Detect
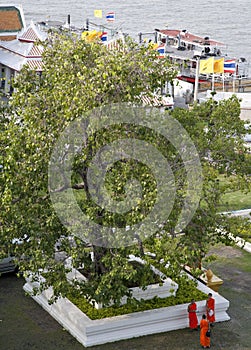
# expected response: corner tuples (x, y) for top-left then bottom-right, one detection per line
(23, 276), (230, 347)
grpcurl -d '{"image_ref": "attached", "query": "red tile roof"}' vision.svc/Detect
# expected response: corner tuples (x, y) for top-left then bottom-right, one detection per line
(18, 25), (45, 43)
(26, 59), (44, 71)
(0, 5), (25, 40)
(28, 45), (44, 57)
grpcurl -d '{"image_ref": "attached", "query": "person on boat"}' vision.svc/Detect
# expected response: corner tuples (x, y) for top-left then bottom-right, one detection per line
(200, 314), (211, 348)
(187, 299), (198, 330)
(206, 293), (215, 325)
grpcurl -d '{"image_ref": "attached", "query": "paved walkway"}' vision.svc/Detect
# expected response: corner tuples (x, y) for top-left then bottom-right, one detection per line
(0, 245), (250, 349)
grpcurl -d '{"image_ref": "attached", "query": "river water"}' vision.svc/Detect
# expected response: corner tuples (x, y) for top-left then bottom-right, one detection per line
(1, 0), (250, 65)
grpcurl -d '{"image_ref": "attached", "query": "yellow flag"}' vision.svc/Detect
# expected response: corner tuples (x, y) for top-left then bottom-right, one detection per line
(199, 57), (214, 74)
(150, 43), (159, 50)
(81, 30), (101, 42)
(94, 9), (102, 18)
(214, 58), (224, 73)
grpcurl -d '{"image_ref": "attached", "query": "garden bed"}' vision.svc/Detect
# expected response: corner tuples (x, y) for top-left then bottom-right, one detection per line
(23, 274), (230, 347)
(66, 255), (179, 310)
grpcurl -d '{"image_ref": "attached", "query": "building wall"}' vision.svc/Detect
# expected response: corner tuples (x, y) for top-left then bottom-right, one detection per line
(0, 64), (14, 94)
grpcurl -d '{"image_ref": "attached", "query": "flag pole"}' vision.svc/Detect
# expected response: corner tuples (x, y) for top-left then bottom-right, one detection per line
(212, 72), (215, 92)
(194, 58), (200, 104)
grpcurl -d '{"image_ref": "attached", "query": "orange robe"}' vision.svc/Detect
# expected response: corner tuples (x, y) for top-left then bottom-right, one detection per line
(206, 297), (215, 323)
(200, 318), (210, 348)
(188, 302), (198, 329)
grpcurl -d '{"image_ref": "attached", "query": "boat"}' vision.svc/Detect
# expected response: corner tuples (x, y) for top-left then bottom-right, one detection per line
(138, 28), (250, 98)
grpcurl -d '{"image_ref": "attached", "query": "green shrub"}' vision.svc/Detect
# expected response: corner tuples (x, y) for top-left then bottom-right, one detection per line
(67, 277), (207, 320)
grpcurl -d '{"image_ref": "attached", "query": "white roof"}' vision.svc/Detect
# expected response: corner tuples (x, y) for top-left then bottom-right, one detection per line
(0, 22), (45, 71)
(0, 39), (33, 56)
(0, 47), (25, 71)
(0, 39), (43, 57)
(0, 47), (43, 71)
(18, 21), (47, 42)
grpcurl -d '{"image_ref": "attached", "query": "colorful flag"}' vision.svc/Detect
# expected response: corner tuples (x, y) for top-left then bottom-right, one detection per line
(199, 57), (214, 74)
(94, 9), (102, 18)
(224, 59), (236, 74)
(156, 44), (165, 58)
(100, 32), (107, 42)
(81, 30), (101, 42)
(106, 11), (115, 22)
(214, 58), (224, 73)
(151, 43), (159, 50)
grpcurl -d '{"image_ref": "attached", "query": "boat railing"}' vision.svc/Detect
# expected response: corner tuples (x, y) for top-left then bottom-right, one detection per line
(180, 67), (197, 78)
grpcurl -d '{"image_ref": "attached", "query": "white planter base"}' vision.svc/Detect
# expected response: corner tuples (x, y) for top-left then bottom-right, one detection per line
(66, 264), (178, 309)
(66, 255), (178, 309)
(23, 278), (230, 347)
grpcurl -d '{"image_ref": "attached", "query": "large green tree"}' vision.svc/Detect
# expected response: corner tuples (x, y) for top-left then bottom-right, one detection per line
(1, 32), (250, 306)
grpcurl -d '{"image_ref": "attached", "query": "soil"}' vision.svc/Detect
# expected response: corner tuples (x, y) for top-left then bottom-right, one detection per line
(0, 245), (251, 350)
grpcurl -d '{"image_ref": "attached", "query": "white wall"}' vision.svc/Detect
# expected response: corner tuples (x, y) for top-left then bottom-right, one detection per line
(23, 276), (230, 347)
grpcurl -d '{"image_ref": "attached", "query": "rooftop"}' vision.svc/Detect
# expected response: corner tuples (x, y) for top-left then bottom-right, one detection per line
(0, 5), (25, 40)
(158, 29), (226, 48)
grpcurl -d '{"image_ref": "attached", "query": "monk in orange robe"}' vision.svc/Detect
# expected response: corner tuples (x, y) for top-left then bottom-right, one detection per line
(206, 293), (215, 324)
(200, 314), (211, 348)
(187, 299), (198, 329)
